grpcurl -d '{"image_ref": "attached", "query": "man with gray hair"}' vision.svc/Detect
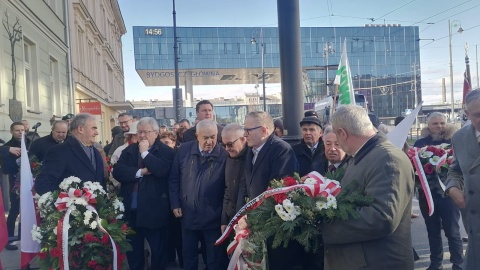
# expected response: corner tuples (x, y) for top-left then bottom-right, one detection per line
(113, 117), (176, 270)
(169, 119), (228, 270)
(237, 111), (298, 270)
(35, 113), (104, 195)
(321, 105), (415, 269)
(220, 123), (249, 233)
(447, 88), (480, 270)
(414, 111), (462, 270)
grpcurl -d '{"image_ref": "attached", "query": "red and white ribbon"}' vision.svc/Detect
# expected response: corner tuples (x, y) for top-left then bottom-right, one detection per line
(215, 171), (341, 246)
(54, 188), (97, 212)
(411, 148), (434, 216)
(55, 188), (118, 270)
(226, 224), (250, 270)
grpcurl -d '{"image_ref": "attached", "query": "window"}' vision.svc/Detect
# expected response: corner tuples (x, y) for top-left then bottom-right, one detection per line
(23, 38), (39, 111)
(50, 56), (61, 115)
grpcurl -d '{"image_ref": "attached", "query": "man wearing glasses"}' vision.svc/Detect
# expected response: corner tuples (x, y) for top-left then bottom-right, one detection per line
(220, 124), (249, 234)
(108, 112), (134, 156)
(113, 117), (176, 270)
(237, 111), (298, 270)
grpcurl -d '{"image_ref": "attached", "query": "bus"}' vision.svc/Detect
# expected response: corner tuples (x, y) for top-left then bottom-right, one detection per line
(314, 93), (368, 125)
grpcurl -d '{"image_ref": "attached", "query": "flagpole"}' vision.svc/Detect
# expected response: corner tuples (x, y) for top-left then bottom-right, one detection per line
(332, 84), (339, 112)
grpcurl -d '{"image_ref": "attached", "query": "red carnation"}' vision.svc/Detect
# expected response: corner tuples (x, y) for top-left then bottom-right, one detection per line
(424, 163), (434, 175)
(101, 234), (109, 245)
(84, 233), (99, 243)
(106, 156), (110, 162)
(426, 146), (437, 153)
(273, 193), (287, 204)
(121, 224), (128, 232)
(50, 247), (61, 258)
(38, 251), (48, 259)
(283, 176), (297, 187)
(448, 149), (454, 155)
(87, 260), (98, 268)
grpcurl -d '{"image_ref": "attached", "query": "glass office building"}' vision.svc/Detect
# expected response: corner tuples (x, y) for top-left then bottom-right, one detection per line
(133, 25), (421, 118)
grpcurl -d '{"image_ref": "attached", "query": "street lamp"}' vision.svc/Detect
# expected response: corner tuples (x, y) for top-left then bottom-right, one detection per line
(448, 19), (464, 122)
(323, 42), (335, 96)
(251, 28), (266, 112)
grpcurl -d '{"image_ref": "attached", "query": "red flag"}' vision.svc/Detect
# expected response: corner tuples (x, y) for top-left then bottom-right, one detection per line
(463, 71), (471, 105)
(0, 186), (8, 270)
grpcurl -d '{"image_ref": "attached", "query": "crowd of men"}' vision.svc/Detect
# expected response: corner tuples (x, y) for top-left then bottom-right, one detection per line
(1, 90), (480, 270)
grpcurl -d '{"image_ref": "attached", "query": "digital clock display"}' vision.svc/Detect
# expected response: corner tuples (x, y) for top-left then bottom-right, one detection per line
(144, 28), (162, 36)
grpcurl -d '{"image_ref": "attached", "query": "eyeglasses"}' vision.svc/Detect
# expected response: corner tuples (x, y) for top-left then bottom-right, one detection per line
(222, 137), (241, 148)
(244, 126), (262, 135)
(119, 119), (132, 125)
(137, 130), (156, 135)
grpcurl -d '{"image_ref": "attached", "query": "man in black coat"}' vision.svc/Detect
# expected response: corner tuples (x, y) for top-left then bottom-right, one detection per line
(312, 126), (349, 175)
(29, 120), (68, 161)
(220, 123), (248, 232)
(307, 126), (349, 270)
(237, 111), (299, 270)
(113, 117), (176, 270)
(182, 100), (223, 143)
(34, 113), (105, 195)
(169, 120), (228, 270)
(292, 116), (325, 177)
(1, 122), (29, 251)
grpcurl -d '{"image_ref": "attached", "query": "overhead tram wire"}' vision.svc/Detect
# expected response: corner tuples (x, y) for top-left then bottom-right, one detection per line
(418, 0), (473, 33)
(374, 0), (417, 21)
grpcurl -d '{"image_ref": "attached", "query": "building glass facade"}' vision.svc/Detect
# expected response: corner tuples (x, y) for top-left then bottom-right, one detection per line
(133, 26), (421, 118)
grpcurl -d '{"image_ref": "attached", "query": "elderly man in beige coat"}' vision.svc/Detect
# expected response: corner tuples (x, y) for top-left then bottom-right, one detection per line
(446, 88), (480, 270)
(321, 105), (415, 270)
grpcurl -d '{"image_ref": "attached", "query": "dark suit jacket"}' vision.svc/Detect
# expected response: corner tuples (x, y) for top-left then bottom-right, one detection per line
(169, 141), (227, 230)
(34, 136), (105, 195)
(292, 140), (325, 177)
(312, 154), (350, 176)
(29, 133), (61, 161)
(113, 141), (175, 229)
(237, 134), (298, 207)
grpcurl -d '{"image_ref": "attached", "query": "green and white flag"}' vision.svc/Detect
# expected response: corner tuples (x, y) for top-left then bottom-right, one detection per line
(334, 38), (356, 105)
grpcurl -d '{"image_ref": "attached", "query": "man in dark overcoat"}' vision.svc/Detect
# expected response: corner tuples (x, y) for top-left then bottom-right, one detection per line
(34, 113), (105, 195)
(292, 116), (324, 177)
(220, 123), (248, 232)
(29, 120), (68, 161)
(237, 111), (299, 270)
(446, 88), (480, 270)
(113, 117), (176, 270)
(169, 119), (228, 270)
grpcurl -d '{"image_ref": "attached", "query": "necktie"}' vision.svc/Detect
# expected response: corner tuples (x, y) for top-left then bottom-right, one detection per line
(252, 149), (259, 165)
(311, 147), (316, 154)
(201, 150), (209, 157)
(88, 146), (96, 170)
(328, 164), (336, 172)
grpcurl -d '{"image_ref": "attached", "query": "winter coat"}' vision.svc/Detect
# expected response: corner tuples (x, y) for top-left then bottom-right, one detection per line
(446, 124), (480, 270)
(292, 140), (325, 177)
(113, 141), (176, 229)
(322, 134), (415, 270)
(169, 141), (227, 230)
